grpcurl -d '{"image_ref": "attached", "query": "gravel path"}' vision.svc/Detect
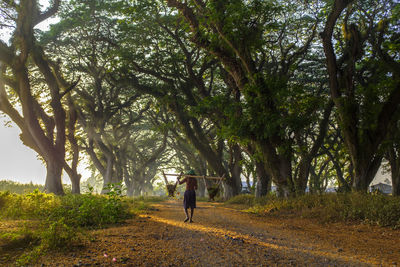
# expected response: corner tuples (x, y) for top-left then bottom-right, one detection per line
(33, 200), (400, 266)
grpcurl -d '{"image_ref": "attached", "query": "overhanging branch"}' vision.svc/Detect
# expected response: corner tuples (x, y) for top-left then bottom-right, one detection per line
(35, 0), (61, 26)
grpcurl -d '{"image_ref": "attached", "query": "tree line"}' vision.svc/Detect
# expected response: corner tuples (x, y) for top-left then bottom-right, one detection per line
(0, 0), (399, 197)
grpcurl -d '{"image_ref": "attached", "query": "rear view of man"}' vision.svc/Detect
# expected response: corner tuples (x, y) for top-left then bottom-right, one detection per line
(178, 170), (198, 223)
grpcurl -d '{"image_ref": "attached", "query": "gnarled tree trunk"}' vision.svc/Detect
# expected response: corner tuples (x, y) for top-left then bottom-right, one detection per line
(255, 161), (271, 197)
(44, 160), (64, 195)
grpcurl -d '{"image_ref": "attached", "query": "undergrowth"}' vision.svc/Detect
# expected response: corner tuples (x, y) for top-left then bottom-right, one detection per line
(0, 187), (163, 265)
(225, 193), (400, 228)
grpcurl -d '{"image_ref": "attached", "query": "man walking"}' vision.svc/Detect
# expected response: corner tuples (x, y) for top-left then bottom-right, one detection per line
(178, 170), (198, 223)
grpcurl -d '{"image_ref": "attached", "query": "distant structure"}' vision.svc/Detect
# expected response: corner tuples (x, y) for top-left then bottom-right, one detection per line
(369, 183), (392, 194)
(241, 181), (252, 194)
(369, 165), (392, 194)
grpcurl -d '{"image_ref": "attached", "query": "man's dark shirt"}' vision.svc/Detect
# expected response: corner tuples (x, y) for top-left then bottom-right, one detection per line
(179, 177), (198, 191)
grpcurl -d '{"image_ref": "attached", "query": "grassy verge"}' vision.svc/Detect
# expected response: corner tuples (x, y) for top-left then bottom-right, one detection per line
(0, 190), (166, 265)
(126, 195), (167, 213)
(225, 193), (400, 228)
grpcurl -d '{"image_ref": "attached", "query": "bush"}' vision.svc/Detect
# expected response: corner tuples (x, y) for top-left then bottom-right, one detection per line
(225, 194), (256, 206)
(0, 180), (44, 194)
(0, 187), (167, 266)
(225, 193), (277, 207)
(0, 191), (9, 209)
(39, 218), (81, 249)
(0, 190), (60, 219)
(0, 186), (138, 265)
(226, 192), (400, 228)
(125, 195), (167, 213)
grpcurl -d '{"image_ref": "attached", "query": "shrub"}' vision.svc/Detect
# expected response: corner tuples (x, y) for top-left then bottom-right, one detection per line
(226, 192), (400, 228)
(225, 194), (255, 206)
(47, 191), (131, 228)
(0, 190), (60, 220)
(39, 218), (81, 249)
(0, 191), (9, 210)
(0, 180), (44, 194)
(125, 195), (167, 213)
(0, 186), (138, 265)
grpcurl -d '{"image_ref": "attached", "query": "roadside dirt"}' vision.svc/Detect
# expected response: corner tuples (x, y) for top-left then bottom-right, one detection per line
(3, 200), (400, 266)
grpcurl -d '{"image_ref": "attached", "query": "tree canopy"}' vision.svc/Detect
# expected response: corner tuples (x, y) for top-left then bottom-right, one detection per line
(0, 0), (399, 197)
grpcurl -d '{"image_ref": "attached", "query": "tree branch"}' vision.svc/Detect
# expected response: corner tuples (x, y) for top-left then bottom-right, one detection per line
(35, 0), (61, 26)
(0, 41), (14, 65)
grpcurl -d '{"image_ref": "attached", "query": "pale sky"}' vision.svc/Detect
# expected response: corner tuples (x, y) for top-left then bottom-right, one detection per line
(0, 117), (91, 185)
(0, 118), (47, 184)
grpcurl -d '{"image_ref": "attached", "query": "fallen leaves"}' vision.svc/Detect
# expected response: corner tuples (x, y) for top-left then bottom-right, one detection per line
(9, 200), (399, 266)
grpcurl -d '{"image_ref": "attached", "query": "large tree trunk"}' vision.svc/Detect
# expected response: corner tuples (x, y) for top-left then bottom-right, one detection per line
(197, 178), (206, 197)
(126, 185), (134, 197)
(222, 173), (242, 199)
(134, 180), (145, 196)
(101, 156), (115, 193)
(352, 156), (383, 192)
(70, 175), (81, 194)
(386, 147), (400, 196)
(295, 158), (311, 195)
(255, 161), (271, 197)
(222, 183), (235, 199)
(44, 160), (64, 195)
(392, 173), (400, 196)
(65, 168), (81, 194)
(260, 142), (293, 197)
(223, 144), (242, 199)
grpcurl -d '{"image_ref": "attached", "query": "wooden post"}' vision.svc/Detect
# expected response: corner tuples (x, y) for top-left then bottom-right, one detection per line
(162, 171), (169, 185)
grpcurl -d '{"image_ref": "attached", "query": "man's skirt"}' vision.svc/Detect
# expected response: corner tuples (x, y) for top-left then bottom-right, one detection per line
(183, 190), (196, 209)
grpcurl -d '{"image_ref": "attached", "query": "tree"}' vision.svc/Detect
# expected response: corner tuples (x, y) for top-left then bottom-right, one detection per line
(166, 0), (335, 197)
(113, 1), (244, 198)
(122, 110), (169, 196)
(42, 0), (161, 193)
(384, 117), (400, 195)
(0, 0), (80, 195)
(321, 0), (400, 191)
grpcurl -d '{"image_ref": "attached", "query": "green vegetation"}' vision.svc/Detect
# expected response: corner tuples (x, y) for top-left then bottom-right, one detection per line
(226, 193), (400, 228)
(0, 180), (44, 194)
(0, 189), (163, 265)
(1, 0), (399, 263)
(1, 0), (399, 198)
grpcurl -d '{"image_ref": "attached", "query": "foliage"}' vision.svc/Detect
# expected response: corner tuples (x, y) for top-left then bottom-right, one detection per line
(0, 180), (44, 194)
(48, 194), (130, 228)
(225, 194), (258, 206)
(226, 193), (400, 228)
(125, 195), (167, 213)
(0, 188), (163, 265)
(320, 0), (400, 191)
(0, 190), (60, 219)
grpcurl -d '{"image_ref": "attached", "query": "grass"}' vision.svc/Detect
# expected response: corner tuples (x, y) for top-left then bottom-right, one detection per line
(0, 190), (166, 265)
(126, 195), (167, 213)
(225, 192), (400, 228)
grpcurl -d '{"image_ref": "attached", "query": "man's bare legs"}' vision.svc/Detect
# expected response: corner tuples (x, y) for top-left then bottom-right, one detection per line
(184, 208), (189, 222)
(190, 208), (194, 223)
(184, 208), (194, 223)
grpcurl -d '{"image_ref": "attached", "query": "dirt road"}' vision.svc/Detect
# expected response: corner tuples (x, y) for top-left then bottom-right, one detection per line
(36, 200), (399, 266)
